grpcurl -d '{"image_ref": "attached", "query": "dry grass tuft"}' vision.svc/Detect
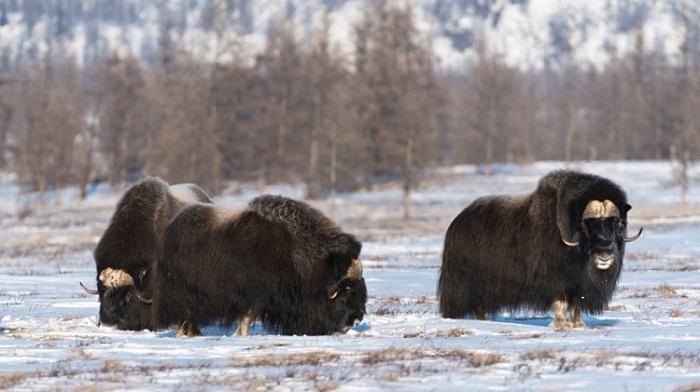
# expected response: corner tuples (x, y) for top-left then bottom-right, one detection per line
(673, 382), (700, 392)
(72, 347), (93, 359)
(362, 347), (502, 367)
(232, 351), (341, 367)
(590, 351), (616, 364)
(0, 374), (26, 389)
(669, 309), (684, 318)
(657, 284), (685, 298)
(521, 349), (557, 361)
(99, 360), (123, 373)
(607, 304), (626, 311)
(436, 327), (474, 338)
(248, 343), (289, 350)
(402, 331), (422, 338)
(511, 333), (544, 340)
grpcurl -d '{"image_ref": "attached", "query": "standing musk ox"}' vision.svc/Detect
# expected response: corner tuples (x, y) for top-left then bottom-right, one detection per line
(438, 170), (642, 330)
(151, 195), (367, 337)
(80, 177), (212, 330)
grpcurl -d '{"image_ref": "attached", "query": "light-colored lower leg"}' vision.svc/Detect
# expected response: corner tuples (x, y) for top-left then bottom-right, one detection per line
(550, 299), (572, 331)
(570, 307), (586, 329)
(235, 311), (253, 336)
(176, 322), (189, 338)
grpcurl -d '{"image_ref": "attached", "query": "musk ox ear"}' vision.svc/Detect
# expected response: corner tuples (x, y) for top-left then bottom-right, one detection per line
(623, 203), (632, 214)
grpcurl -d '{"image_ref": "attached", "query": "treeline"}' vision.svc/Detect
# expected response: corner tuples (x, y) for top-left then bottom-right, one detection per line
(0, 2), (698, 202)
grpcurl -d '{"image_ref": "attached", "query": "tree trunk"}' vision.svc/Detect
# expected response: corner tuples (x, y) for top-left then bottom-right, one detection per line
(329, 134), (337, 219)
(403, 138), (413, 221)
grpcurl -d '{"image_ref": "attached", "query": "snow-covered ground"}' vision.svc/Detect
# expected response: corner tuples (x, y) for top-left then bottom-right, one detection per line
(1, 161), (699, 391)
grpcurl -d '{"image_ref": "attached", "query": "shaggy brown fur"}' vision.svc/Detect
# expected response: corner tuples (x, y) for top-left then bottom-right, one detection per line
(152, 195), (367, 336)
(438, 170), (640, 329)
(89, 177), (212, 330)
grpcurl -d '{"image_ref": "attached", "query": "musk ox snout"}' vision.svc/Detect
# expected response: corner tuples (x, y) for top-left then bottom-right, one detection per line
(593, 251), (615, 270)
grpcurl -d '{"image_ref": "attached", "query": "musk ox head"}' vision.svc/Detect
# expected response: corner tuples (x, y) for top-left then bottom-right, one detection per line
(561, 200), (642, 271)
(80, 267), (151, 327)
(326, 259), (367, 331)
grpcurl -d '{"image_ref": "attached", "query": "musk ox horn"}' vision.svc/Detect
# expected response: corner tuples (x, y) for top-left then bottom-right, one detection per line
(602, 200), (620, 218)
(79, 282), (99, 295)
(98, 268), (135, 288)
(134, 292), (152, 304)
(582, 200), (605, 220)
(583, 200), (621, 220)
(345, 259), (363, 279)
(561, 238), (580, 247)
(624, 227), (643, 242)
(328, 291), (338, 300)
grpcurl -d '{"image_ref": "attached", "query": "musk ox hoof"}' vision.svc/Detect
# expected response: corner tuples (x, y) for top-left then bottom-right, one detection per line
(550, 319), (573, 331)
(571, 319), (586, 329)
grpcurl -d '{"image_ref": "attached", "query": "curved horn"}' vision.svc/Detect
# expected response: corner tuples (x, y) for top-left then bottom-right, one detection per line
(562, 238), (580, 247)
(99, 268), (135, 288)
(79, 282), (99, 295)
(624, 227), (643, 242)
(134, 291), (152, 304)
(328, 290), (338, 300)
(345, 259), (363, 279)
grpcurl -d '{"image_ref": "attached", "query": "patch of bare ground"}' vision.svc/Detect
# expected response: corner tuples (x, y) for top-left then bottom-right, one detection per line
(0, 373), (26, 389)
(673, 382), (700, 392)
(362, 348), (503, 367)
(231, 351), (341, 367)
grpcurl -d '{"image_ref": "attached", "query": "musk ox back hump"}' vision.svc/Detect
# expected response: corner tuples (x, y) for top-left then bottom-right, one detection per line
(248, 196), (361, 278)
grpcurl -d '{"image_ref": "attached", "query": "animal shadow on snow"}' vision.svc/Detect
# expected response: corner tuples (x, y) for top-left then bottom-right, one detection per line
(157, 322), (371, 337)
(492, 316), (619, 329)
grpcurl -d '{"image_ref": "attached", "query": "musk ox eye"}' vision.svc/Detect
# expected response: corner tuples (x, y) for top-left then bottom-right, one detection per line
(345, 286), (353, 293)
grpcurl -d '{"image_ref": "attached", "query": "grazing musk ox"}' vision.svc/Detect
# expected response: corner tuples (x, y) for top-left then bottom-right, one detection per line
(80, 177), (212, 330)
(438, 170), (642, 330)
(151, 195), (366, 337)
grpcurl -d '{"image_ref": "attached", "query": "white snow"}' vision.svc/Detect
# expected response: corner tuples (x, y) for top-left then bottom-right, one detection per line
(1, 160), (699, 390)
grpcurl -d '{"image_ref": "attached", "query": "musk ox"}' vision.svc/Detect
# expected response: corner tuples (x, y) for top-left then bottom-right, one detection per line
(80, 177), (212, 330)
(438, 170), (642, 330)
(151, 195), (367, 337)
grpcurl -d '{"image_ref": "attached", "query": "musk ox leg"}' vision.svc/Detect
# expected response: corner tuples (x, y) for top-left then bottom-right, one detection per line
(550, 300), (572, 331)
(176, 321), (202, 338)
(474, 309), (486, 321)
(234, 311), (253, 337)
(570, 307), (586, 329)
